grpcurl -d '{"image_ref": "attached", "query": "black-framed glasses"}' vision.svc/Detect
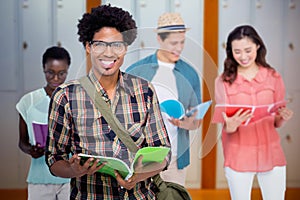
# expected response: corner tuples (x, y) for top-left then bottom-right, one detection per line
(89, 40), (127, 54)
(44, 70), (68, 79)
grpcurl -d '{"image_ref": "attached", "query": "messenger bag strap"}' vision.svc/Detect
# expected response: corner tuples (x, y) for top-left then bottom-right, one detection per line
(79, 76), (138, 153)
(79, 76), (163, 187)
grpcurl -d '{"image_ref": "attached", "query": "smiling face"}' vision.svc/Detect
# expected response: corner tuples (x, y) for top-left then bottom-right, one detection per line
(157, 32), (186, 63)
(231, 37), (259, 69)
(86, 27), (127, 80)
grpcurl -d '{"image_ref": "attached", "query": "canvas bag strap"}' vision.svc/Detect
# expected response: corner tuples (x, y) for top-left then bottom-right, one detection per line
(79, 76), (163, 188)
(79, 76), (138, 153)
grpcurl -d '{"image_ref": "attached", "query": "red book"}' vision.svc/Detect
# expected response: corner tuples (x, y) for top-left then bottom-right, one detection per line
(32, 121), (48, 147)
(212, 104), (253, 125)
(212, 101), (287, 126)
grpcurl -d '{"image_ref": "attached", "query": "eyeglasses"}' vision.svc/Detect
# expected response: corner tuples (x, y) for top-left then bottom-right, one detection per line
(44, 70), (68, 79)
(89, 40), (127, 54)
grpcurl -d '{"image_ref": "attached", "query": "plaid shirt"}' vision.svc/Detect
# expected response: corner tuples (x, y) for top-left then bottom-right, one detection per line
(46, 71), (171, 199)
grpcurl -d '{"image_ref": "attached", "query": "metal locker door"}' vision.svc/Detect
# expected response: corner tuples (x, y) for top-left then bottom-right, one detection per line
(134, 0), (169, 62)
(21, 0), (53, 92)
(55, 0), (86, 80)
(251, 0), (284, 73)
(218, 0), (251, 74)
(281, 0), (300, 188)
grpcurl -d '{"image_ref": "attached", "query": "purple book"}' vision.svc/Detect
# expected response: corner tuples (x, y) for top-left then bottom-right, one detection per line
(32, 122), (48, 147)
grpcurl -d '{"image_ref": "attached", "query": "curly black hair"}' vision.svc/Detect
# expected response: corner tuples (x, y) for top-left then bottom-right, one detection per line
(77, 4), (137, 48)
(42, 46), (71, 69)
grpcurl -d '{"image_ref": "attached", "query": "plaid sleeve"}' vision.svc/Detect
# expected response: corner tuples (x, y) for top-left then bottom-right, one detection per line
(45, 86), (72, 167)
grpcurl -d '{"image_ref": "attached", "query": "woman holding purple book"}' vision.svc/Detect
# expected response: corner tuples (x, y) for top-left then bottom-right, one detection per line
(16, 46), (71, 200)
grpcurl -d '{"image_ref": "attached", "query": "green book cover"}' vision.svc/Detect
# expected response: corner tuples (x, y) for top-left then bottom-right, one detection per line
(78, 146), (170, 180)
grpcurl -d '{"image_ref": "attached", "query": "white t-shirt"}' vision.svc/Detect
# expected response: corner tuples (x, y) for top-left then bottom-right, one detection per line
(152, 60), (179, 156)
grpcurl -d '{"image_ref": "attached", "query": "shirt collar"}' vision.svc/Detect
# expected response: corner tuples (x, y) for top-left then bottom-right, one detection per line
(88, 70), (135, 97)
(119, 72), (136, 97)
(88, 70), (102, 92)
(235, 66), (268, 84)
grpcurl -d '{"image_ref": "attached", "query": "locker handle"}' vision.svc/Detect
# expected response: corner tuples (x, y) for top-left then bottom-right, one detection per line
(140, 0), (146, 7)
(57, 0), (63, 8)
(286, 134), (292, 143)
(140, 41), (145, 49)
(222, 42), (226, 49)
(289, 0), (296, 9)
(22, 0), (29, 8)
(222, 0), (228, 8)
(256, 0), (262, 8)
(23, 41), (28, 50)
(174, 0), (181, 7)
(289, 43), (294, 51)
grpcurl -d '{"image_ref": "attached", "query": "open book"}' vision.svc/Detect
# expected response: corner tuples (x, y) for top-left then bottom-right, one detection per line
(212, 100), (287, 125)
(78, 146), (170, 180)
(32, 121), (48, 147)
(160, 99), (212, 120)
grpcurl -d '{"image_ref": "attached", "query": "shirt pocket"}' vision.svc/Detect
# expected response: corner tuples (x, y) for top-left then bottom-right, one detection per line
(126, 122), (146, 147)
(256, 84), (276, 104)
(226, 84), (253, 104)
(72, 106), (103, 137)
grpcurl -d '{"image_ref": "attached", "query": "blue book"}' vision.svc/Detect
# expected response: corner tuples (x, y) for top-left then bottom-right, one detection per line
(160, 99), (185, 119)
(160, 99), (212, 120)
